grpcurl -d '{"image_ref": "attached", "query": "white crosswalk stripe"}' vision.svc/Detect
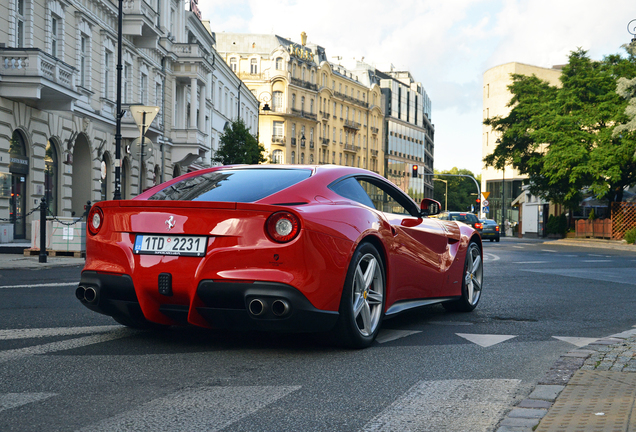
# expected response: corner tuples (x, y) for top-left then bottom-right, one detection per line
(360, 379), (522, 432)
(0, 393), (57, 413)
(77, 386), (301, 432)
(0, 328), (134, 363)
(0, 325), (121, 340)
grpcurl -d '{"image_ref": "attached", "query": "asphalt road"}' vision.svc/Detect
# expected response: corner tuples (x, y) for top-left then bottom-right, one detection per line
(1, 238), (635, 431)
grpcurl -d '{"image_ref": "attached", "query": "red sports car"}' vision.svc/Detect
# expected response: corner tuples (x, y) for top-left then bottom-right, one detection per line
(76, 165), (483, 348)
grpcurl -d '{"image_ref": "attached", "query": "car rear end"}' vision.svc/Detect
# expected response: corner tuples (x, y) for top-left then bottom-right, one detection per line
(480, 219), (500, 241)
(77, 167), (350, 332)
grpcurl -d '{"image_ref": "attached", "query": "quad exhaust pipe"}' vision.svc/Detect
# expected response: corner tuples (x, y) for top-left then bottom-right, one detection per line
(76, 286), (98, 304)
(248, 298), (291, 317)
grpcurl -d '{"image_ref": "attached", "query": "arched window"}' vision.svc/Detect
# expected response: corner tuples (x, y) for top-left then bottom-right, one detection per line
(272, 91), (283, 112)
(301, 153), (305, 164)
(272, 149), (283, 164)
(100, 154), (111, 201)
(10, 130), (28, 239)
(45, 139), (59, 215)
(291, 151), (295, 164)
(275, 57), (283, 70)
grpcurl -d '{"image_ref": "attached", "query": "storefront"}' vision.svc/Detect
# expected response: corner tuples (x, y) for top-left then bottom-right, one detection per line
(9, 131), (29, 240)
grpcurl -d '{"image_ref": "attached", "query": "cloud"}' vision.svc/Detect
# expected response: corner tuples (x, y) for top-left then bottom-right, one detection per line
(200, 0), (636, 172)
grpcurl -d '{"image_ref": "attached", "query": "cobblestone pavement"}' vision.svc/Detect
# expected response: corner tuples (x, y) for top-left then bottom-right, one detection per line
(496, 329), (636, 431)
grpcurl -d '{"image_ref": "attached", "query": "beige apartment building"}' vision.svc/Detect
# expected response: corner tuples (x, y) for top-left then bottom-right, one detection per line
(214, 32), (384, 174)
(482, 62), (562, 233)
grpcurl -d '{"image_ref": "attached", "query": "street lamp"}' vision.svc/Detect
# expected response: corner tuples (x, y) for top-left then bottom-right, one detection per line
(113, 0), (124, 200)
(629, 19), (636, 43)
(434, 178), (448, 212)
(259, 91), (272, 112)
(300, 134), (306, 148)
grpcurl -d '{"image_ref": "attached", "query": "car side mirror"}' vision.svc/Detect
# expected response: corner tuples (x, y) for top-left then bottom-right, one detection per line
(420, 198), (441, 217)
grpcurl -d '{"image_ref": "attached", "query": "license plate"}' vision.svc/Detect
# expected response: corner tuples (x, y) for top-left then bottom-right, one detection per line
(133, 235), (207, 257)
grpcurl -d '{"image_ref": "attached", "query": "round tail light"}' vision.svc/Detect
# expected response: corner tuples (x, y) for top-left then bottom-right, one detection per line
(474, 222), (483, 230)
(87, 206), (104, 235)
(265, 211), (301, 243)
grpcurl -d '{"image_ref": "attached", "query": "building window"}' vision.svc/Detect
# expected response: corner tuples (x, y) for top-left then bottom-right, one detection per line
(272, 91), (283, 112)
(123, 64), (131, 103)
(104, 50), (112, 99)
(16, 0), (25, 47)
(310, 99), (314, 114)
(291, 151), (296, 164)
(141, 73), (148, 104)
(250, 58), (258, 74)
(51, 16), (59, 57)
(275, 57), (283, 70)
(301, 96), (305, 112)
(301, 153), (305, 164)
(272, 149), (283, 164)
(80, 36), (88, 87)
(230, 57), (237, 72)
(273, 121), (284, 138)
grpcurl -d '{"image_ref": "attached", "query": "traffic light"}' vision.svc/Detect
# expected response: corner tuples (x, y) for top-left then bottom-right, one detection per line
(412, 165), (418, 178)
(475, 198), (481, 206)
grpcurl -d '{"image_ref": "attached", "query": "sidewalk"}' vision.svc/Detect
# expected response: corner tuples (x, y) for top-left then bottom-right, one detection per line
(497, 328), (636, 431)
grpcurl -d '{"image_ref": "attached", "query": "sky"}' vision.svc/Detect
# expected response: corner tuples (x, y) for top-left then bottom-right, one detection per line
(198, 0), (635, 174)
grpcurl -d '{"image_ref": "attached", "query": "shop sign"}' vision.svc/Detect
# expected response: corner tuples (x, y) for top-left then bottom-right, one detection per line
(9, 156), (29, 175)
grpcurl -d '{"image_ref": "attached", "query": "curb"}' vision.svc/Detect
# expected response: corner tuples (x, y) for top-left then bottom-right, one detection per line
(495, 328), (636, 431)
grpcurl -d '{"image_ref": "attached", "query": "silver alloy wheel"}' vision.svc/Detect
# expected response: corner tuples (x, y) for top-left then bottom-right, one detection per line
(464, 244), (483, 306)
(352, 253), (384, 337)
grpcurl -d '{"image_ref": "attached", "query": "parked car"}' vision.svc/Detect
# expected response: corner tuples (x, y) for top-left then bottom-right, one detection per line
(436, 212), (483, 234)
(479, 219), (500, 242)
(76, 165), (483, 348)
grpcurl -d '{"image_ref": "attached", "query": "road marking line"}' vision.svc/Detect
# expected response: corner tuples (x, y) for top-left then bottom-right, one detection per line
(376, 329), (421, 343)
(588, 254), (604, 257)
(78, 386), (301, 432)
(0, 393), (57, 413)
(361, 379), (522, 432)
(456, 334), (517, 348)
(0, 329), (134, 363)
(483, 253), (499, 261)
(0, 282), (78, 289)
(512, 246), (524, 249)
(553, 336), (600, 347)
(513, 261), (548, 264)
(0, 326), (121, 341)
(582, 260), (611, 263)
(541, 250), (558, 253)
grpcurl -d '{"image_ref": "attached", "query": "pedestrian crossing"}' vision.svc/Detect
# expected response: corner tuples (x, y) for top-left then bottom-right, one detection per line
(0, 324), (622, 431)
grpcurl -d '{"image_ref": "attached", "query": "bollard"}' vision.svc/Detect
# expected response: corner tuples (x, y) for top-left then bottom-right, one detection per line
(39, 197), (47, 263)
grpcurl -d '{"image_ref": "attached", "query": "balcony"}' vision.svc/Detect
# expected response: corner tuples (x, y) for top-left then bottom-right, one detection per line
(290, 77), (318, 91)
(343, 144), (361, 153)
(290, 108), (318, 122)
(171, 127), (209, 167)
(0, 48), (79, 110)
(321, 138), (330, 146)
(321, 112), (331, 121)
(370, 149), (379, 157)
(344, 120), (361, 130)
(122, 0), (161, 49)
(370, 126), (379, 134)
(172, 44), (211, 81)
(271, 135), (286, 145)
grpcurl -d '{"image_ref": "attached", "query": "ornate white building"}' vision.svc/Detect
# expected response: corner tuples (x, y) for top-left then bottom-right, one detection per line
(0, 0), (257, 241)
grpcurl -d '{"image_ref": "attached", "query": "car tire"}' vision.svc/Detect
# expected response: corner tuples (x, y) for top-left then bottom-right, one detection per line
(332, 242), (385, 349)
(443, 241), (483, 312)
(490, 239), (494, 242)
(495, 238), (500, 242)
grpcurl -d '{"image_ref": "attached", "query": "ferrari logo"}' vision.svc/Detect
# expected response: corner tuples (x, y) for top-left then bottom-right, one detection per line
(165, 216), (175, 231)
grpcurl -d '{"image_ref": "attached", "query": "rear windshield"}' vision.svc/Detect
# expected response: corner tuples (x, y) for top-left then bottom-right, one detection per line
(450, 213), (478, 223)
(148, 169), (311, 202)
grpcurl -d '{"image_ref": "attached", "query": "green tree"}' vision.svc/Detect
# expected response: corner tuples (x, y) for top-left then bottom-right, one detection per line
(484, 48), (636, 207)
(212, 119), (266, 165)
(433, 168), (481, 212)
